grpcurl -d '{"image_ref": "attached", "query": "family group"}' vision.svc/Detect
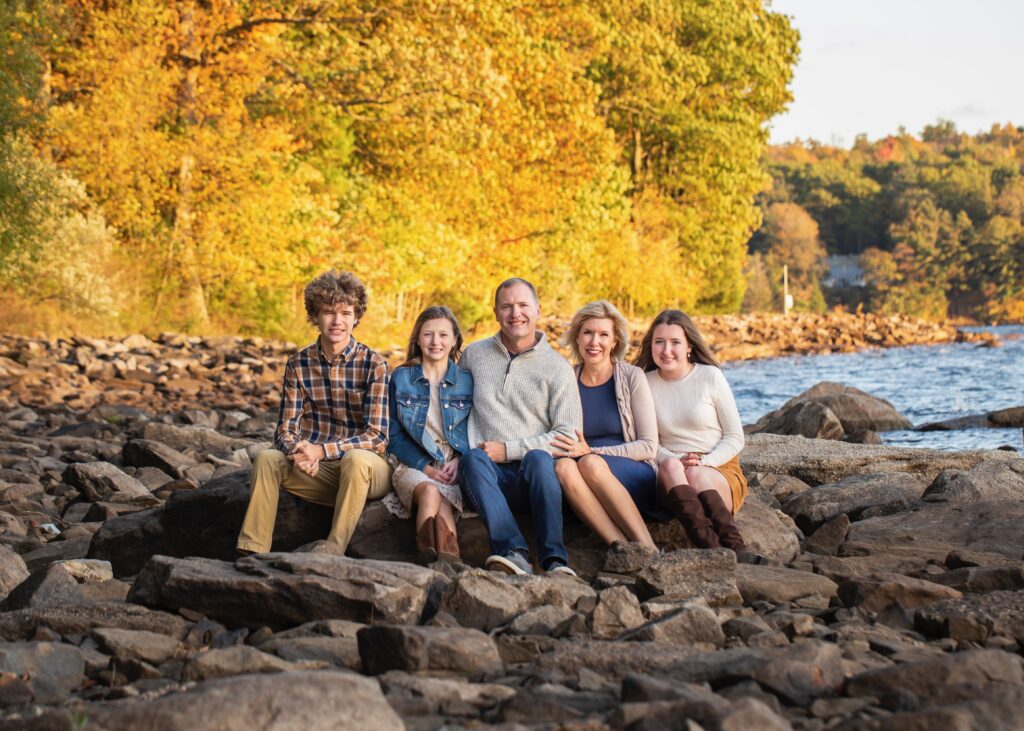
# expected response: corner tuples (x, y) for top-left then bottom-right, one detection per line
(235, 270), (763, 576)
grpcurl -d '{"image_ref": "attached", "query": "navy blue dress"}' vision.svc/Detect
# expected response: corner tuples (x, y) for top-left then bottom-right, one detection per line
(578, 376), (668, 521)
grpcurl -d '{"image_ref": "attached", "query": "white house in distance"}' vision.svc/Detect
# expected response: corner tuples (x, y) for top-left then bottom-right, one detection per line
(824, 254), (865, 288)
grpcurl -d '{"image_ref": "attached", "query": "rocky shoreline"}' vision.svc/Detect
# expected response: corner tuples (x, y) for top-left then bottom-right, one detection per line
(1, 331), (1023, 730)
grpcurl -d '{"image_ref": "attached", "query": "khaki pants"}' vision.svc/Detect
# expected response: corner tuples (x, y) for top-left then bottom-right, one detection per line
(237, 448), (392, 554)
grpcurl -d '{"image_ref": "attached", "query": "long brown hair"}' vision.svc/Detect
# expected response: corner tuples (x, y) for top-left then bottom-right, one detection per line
(399, 305), (464, 368)
(633, 309), (720, 371)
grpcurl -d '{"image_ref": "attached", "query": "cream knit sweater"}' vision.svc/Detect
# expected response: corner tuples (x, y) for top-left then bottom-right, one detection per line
(645, 363), (744, 467)
(461, 332), (583, 462)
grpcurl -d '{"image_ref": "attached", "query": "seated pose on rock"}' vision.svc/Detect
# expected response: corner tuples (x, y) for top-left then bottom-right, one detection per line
(634, 309), (762, 563)
(382, 306), (473, 564)
(459, 278), (583, 576)
(551, 300), (665, 551)
(236, 270), (391, 555)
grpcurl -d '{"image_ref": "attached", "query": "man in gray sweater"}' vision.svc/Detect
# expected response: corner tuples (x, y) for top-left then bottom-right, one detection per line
(458, 278), (583, 575)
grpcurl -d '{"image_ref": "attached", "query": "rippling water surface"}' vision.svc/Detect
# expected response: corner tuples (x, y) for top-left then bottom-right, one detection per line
(722, 324), (1024, 452)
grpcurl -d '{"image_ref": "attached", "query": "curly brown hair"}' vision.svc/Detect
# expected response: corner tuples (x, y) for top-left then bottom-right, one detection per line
(304, 270), (368, 324)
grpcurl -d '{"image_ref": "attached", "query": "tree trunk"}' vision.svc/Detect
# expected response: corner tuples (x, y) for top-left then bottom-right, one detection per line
(169, 5), (209, 329)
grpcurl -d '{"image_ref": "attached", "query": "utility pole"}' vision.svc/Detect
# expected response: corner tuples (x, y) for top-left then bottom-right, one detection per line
(783, 264), (793, 315)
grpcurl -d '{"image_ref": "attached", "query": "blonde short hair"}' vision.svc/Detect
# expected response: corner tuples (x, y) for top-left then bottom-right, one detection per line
(561, 300), (630, 364)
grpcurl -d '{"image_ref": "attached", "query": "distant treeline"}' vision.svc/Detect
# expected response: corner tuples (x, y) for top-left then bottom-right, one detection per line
(747, 123), (1024, 322)
(0, 1), (797, 340)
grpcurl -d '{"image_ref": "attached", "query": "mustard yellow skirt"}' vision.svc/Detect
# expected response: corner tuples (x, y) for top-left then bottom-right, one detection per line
(711, 455), (748, 514)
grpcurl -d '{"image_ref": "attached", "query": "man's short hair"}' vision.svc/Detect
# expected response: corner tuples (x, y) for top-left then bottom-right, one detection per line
(493, 277), (539, 309)
(304, 270), (368, 324)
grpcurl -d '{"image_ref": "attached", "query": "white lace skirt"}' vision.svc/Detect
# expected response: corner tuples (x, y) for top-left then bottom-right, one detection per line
(381, 462), (465, 519)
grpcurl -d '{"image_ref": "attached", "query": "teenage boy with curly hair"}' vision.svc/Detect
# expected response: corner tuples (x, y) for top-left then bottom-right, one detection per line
(237, 270), (391, 555)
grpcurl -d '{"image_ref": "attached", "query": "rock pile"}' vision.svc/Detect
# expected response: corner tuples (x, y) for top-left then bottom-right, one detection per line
(1, 345), (1023, 728)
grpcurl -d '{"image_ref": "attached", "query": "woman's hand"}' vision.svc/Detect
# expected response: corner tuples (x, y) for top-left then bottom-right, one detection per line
(681, 452), (703, 468)
(550, 430), (592, 458)
(423, 464), (450, 484)
(437, 458), (460, 484)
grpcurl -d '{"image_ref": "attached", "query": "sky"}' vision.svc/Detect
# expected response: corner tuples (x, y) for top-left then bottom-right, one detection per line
(768, 0), (1024, 146)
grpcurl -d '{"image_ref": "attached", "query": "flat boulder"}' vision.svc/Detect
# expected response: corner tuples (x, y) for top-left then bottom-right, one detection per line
(0, 642), (84, 704)
(77, 670), (403, 731)
(635, 549), (741, 606)
(88, 469), (334, 576)
(847, 460), (1024, 562)
(357, 625), (503, 676)
(736, 564), (838, 606)
(0, 601), (188, 641)
(837, 573), (963, 613)
(844, 649), (1024, 701)
(782, 472), (930, 533)
(741, 433), (1014, 486)
(129, 553), (447, 628)
(915, 591), (1024, 643)
(63, 461), (158, 505)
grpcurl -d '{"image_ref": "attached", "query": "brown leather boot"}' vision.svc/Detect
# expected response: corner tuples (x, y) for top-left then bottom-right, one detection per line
(661, 483), (721, 548)
(698, 491), (763, 563)
(416, 516), (438, 565)
(435, 515), (460, 563)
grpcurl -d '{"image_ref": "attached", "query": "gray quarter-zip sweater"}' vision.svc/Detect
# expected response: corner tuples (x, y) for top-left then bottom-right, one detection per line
(460, 331), (583, 461)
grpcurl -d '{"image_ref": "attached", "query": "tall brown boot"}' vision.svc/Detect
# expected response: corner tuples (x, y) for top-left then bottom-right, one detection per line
(661, 484), (721, 548)
(416, 516), (438, 565)
(435, 514), (460, 563)
(698, 491), (764, 564)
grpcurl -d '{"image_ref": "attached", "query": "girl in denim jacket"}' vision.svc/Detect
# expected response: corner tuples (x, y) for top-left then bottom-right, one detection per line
(383, 306), (473, 563)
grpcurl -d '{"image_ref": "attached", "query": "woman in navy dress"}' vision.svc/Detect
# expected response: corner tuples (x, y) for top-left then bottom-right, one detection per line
(551, 301), (668, 550)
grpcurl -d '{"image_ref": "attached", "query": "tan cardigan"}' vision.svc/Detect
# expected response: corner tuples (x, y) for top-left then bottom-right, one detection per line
(576, 360), (659, 468)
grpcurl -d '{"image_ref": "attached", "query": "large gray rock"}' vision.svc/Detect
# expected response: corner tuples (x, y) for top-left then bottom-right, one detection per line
(846, 460), (1024, 563)
(92, 628), (182, 666)
(142, 422), (247, 454)
(0, 642), (84, 704)
(88, 470), (334, 576)
(635, 549), (741, 606)
(741, 433), (1015, 486)
(0, 601), (188, 641)
(0, 546), (29, 600)
(63, 461), (158, 505)
(590, 586), (645, 639)
(182, 646), (297, 681)
(122, 439), (195, 477)
(631, 600), (725, 646)
(844, 649), (1024, 701)
(837, 573), (963, 613)
(76, 671), (403, 730)
(915, 591), (1024, 643)
(438, 569), (529, 631)
(357, 625), (503, 676)
(734, 498), (801, 562)
(919, 404), (1024, 431)
(748, 382), (912, 439)
(129, 553), (448, 627)
(782, 472), (930, 533)
(735, 564), (838, 606)
(1, 563), (84, 610)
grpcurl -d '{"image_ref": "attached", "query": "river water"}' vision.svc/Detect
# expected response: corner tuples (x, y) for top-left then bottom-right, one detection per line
(723, 324), (1024, 452)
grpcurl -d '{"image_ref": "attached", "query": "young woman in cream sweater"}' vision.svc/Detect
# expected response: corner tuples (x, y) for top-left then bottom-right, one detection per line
(634, 309), (762, 563)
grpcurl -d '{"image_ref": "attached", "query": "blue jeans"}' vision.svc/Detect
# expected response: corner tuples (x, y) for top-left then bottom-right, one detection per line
(459, 447), (567, 567)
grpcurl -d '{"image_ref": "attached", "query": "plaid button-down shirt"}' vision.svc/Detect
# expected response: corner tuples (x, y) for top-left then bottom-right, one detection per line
(274, 337), (389, 459)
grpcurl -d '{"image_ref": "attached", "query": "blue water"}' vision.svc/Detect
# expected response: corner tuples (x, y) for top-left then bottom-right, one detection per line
(723, 325), (1024, 452)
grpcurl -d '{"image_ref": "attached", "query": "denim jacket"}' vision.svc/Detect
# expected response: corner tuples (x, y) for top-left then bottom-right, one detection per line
(387, 360), (474, 471)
